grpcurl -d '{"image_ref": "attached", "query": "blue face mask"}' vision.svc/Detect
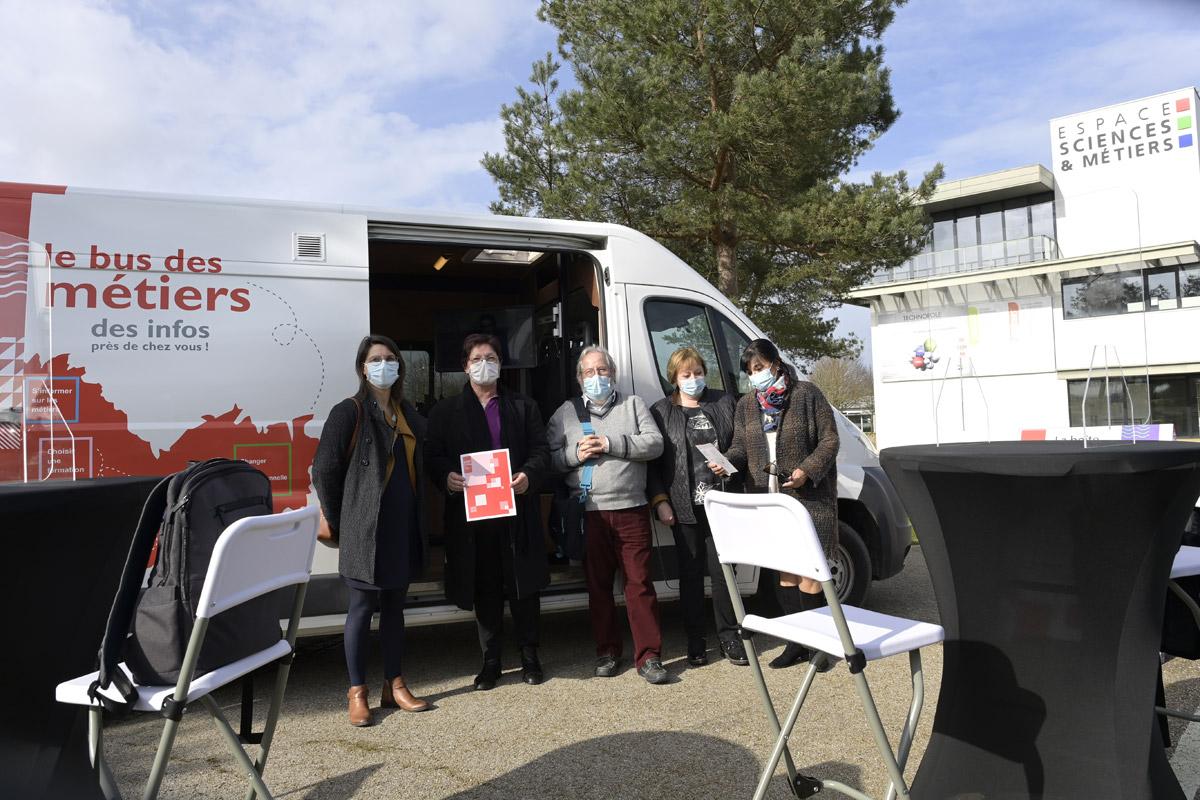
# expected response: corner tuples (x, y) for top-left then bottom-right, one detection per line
(679, 376), (705, 398)
(583, 374), (612, 402)
(367, 360), (400, 389)
(748, 367), (775, 392)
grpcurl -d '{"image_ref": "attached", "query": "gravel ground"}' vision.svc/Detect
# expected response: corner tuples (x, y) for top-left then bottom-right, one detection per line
(98, 548), (1200, 799)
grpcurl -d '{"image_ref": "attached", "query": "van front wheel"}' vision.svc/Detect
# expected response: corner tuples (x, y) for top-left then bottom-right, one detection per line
(831, 521), (871, 607)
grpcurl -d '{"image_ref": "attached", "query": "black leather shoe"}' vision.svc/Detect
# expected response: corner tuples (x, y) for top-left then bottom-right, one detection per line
(686, 638), (708, 667)
(768, 643), (811, 669)
(521, 655), (544, 685)
(720, 638), (750, 666)
(637, 658), (670, 685)
(594, 655), (620, 677)
(473, 660), (501, 691)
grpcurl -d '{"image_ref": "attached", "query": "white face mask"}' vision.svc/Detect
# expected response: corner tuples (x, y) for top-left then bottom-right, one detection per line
(583, 374), (613, 402)
(366, 359), (400, 389)
(679, 376), (705, 398)
(748, 367), (775, 392)
(468, 359), (500, 385)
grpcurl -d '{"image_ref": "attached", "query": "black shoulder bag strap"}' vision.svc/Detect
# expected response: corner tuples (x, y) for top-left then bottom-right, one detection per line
(89, 475), (171, 712)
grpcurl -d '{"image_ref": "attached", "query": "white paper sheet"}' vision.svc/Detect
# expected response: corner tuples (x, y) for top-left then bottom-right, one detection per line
(696, 443), (737, 475)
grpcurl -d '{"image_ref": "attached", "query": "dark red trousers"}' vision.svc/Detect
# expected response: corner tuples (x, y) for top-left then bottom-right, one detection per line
(584, 506), (662, 668)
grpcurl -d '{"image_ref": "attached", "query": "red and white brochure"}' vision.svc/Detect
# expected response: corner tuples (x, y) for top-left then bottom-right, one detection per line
(460, 448), (516, 522)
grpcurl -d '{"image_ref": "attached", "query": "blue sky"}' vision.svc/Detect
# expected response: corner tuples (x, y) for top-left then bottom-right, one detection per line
(2, 0), (1198, 359)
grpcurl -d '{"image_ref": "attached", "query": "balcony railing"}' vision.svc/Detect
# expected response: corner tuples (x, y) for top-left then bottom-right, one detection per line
(867, 235), (1061, 285)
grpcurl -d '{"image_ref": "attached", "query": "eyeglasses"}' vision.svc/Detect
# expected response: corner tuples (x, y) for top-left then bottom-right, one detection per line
(469, 355), (500, 365)
(366, 355), (398, 364)
(581, 366), (610, 378)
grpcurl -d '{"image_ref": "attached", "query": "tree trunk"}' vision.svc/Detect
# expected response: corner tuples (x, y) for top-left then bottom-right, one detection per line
(715, 234), (737, 297)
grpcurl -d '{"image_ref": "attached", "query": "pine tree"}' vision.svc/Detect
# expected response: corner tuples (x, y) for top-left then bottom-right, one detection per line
(483, 0), (942, 359)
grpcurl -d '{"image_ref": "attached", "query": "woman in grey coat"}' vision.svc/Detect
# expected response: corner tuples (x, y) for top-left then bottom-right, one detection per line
(712, 338), (840, 670)
(313, 334), (432, 726)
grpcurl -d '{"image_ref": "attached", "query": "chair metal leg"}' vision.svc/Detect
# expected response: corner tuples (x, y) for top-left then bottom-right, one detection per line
(244, 584), (307, 800)
(742, 635), (804, 789)
(88, 706), (123, 800)
(850, 670), (911, 800)
(203, 694), (275, 800)
(243, 660), (294, 800)
(751, 660), (821, 800)
(884, 650), (926, 800)
(141, 717), (182, 800)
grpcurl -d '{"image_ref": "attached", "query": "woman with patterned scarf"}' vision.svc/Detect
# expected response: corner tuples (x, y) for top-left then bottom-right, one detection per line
(710, 338), (841, 669)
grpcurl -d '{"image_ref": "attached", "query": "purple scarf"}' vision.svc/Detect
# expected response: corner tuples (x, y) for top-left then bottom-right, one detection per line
(755, 372), (789, 432)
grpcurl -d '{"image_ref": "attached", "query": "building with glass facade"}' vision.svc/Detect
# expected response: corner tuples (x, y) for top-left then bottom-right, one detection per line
(849, 88), (1200, 448)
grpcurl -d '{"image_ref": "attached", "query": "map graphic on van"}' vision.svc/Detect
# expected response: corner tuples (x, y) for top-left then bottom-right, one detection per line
(4, 353), (317, 506)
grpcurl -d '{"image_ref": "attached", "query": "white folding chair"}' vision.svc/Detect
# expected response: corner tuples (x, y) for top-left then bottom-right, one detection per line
(56, 506), (319, 800)
(704, 491), (944, 800)
(1157, 544), (1200, 723)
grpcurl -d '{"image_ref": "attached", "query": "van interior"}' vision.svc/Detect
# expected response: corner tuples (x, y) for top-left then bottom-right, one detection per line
(367, 239), (601, 597)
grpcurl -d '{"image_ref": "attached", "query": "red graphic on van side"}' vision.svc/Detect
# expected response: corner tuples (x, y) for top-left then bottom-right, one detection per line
(0, 354), (318, 510)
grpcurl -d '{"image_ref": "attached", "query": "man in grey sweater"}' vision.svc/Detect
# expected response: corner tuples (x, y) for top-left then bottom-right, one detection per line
(547, 346), (669, 684)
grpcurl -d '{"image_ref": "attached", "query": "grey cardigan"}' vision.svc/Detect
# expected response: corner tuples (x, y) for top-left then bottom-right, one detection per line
(312, 394), (431, 584)
(547, 391), (663, 511)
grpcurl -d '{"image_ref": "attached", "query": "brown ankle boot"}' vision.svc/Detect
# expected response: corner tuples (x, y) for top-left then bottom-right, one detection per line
(381, 676), (430, 712)
(347, 685), (373, 727)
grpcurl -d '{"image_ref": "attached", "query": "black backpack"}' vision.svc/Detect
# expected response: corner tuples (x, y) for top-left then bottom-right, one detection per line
(91, 459), (280, 708)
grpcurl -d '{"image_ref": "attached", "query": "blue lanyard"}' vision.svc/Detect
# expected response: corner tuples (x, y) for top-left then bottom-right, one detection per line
(578, 419), (596, 504)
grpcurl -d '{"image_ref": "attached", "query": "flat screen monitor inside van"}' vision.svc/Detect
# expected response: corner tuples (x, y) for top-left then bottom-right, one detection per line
(435, 306), (536, 370)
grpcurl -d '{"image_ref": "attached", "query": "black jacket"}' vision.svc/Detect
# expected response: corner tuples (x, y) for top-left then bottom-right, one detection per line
(424, 386), (551, 609)
(647, 388), (738, 525)
(312, 394), (431, 585)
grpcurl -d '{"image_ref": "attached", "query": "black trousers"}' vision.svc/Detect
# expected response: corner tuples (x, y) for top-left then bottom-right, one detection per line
(673, 505), (738, 646)
(474, 525), (540, 662)
(344, 583), (408, 685)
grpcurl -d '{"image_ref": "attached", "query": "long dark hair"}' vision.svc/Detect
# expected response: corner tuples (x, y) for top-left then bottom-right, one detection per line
(740, 338), (797, 382)
(355, 334), (405, 405)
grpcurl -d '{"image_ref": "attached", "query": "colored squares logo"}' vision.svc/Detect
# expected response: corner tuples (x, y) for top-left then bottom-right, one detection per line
(1179, 115), (1193, 131)
(1181, 133), (1194, 148)
(1178, 97), (1192, 113)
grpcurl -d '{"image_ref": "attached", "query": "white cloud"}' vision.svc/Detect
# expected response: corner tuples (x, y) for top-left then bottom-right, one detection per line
(0, 0), (542, 209)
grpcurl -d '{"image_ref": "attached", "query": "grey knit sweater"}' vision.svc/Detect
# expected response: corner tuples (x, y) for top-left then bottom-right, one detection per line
(547, 391), (664, 511)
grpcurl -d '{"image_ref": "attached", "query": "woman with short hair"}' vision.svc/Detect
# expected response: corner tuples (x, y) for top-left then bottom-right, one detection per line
(425, 333), (551, 690)
(313, 334), (432, 726)
(648, 347), (746, 667)
(711, 338), (840, 670)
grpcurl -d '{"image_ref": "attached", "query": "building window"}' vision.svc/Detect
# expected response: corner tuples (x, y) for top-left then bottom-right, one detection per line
(1004, 198), (1032, 262)
(1061, 263), (1200, 318)
(1067, 374), (1199, 438)
(1146, 268), (1179, 310)
(1061, 270), (1144, 319)
(1183, 264), (1200, 305)
(956, 207), (980, 269)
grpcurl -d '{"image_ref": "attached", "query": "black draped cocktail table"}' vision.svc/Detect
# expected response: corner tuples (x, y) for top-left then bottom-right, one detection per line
(881, 441), (1200, 799)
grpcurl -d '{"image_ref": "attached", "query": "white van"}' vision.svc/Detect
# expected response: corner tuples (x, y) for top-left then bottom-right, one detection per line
(0, 181), (912, 633)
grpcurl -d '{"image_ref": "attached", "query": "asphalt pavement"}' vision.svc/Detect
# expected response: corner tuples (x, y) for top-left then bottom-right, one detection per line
(98, 548), (1200, 799)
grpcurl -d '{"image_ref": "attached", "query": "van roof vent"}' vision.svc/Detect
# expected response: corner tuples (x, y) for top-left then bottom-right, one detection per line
(294, 233), (326, 262)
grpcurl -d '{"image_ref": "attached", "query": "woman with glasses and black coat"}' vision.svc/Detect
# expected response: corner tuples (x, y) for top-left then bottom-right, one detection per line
(425, 333), (552, 691)
(647, 346), (747, 668)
